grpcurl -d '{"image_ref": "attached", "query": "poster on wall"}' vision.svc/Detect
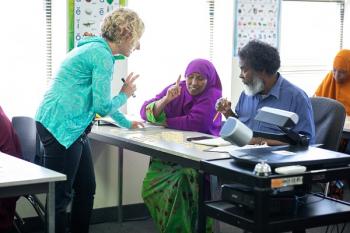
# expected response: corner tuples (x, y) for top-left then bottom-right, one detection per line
(73, 0), (120, 46)
(233, 0), (281, 56)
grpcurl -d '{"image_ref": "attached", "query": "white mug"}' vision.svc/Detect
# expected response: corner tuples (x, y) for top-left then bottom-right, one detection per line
(220, 117), (253, 147)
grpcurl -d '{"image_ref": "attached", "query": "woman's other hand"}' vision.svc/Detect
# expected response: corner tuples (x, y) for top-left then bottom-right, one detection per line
(131, 121), (145, 129)
(120, 72), (139, 98)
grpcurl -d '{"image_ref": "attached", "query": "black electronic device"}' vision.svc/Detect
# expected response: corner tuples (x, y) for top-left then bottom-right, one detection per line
(221, 184), (297, 215)
(228, 145), (350, 168)
(254, 107), (309, 147)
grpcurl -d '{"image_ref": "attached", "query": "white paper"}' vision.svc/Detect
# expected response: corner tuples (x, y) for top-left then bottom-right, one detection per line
(191, 137), (231, 147)
(207, 144), (269, 153)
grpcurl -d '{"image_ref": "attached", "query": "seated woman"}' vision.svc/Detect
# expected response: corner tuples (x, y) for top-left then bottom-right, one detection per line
(315, 49), (350, 115)
(140, 58), (222, 233)
(0, 105), (22, 233)
(314, 49), (350, 200)
(315, 49), (350, 154)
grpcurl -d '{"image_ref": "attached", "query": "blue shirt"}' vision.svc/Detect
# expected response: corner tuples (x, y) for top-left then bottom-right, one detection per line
(235, 74), (315, 144)
(36, 37), (131, 148)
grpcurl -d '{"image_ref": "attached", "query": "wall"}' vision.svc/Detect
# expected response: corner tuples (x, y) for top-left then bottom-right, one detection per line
(345, 0), (350, 48)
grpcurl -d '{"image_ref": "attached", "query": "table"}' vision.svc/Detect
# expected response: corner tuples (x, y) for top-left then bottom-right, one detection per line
(0, 152), (66, 233)
(89, 124), (229, 222)
(197, 147), (350, 233)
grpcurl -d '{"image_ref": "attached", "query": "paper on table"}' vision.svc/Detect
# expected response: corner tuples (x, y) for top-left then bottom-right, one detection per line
(191, 137), (231, 146)
(206, 144), (269, 153)
(136, 122), (164, 129)
(95, 116), (120, 127)
(96, 116), (164, 129)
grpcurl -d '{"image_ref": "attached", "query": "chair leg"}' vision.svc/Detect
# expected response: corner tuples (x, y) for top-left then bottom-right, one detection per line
(324, 182), (330, 196)
(27, 195), (45, 223)
(13, 211), (25, 233)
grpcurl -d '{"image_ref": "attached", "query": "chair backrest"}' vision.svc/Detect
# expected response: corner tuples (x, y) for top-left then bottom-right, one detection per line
(310, 97), (346, 151)
(11, 116), (42, 164)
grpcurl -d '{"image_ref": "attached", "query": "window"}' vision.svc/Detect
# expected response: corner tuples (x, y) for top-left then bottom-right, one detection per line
(127, 0), (217, 116)
(0, 1), (47, 117)
(279, 0), (344, 96)
(0, 0), (66, 118)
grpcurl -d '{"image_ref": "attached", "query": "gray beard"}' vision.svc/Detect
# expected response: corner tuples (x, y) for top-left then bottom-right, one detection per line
(243, 76), (264, 96)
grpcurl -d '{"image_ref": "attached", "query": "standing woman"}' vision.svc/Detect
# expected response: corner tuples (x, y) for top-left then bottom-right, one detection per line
(35, 8), (144, 233)
(140, 59), (222, 233)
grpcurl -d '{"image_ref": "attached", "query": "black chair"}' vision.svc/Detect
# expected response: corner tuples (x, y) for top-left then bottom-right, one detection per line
(310, 97), (346, 197)
(12, 116), (45, 232)
(310, 96), (346, 151)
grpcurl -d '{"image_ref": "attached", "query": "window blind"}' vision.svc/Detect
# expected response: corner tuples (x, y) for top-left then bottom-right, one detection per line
(45, 0), (52, 82)
(208, 0), (215, 60)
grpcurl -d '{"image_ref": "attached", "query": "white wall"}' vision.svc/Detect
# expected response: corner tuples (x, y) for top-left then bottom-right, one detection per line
(90, 142), (150, 208)
(344, 0), (350, 48)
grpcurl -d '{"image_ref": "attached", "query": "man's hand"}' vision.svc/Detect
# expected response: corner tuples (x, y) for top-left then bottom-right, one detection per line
(215, 97), (231, 113)
(215, 97), (236, 118)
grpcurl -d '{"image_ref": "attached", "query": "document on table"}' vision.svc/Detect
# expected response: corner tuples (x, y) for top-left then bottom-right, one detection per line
(95, 116), (164, 129)
(136, 122), (164, 129)
(95, 116), (120, 127)
(191, 137), (231, 146)
(206, 144), (269, 153)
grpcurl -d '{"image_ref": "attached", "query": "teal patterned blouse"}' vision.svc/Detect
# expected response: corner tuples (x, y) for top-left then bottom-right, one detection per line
(36, 36), (131, 148)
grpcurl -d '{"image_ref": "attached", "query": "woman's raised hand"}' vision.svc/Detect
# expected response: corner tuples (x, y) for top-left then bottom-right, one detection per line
(120, 72), (139, 98)
(165, 75), (182, 102)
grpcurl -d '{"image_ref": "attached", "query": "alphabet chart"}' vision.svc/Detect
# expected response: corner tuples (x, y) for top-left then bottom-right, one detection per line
(233, 0), (281, 56)
(73, 0), (120, 46)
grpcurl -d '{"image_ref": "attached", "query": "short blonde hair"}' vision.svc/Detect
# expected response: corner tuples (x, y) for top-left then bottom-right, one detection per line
(101, 8), (144, 47)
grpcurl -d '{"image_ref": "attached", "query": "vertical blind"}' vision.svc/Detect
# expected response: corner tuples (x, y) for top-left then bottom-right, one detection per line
(45, 0), (52, 82)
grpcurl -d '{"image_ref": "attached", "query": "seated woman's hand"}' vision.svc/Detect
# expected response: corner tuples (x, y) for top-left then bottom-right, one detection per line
(165, 75), (182, 103)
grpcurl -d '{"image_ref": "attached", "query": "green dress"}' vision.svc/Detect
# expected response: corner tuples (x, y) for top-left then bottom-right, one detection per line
(142, 102), (212, 233)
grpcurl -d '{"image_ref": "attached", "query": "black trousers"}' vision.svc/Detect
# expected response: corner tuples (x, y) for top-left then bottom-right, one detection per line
(36, 122), (96, 233)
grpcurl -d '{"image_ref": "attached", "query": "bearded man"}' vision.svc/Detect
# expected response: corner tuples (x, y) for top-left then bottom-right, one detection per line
(216, 40), (315, 146)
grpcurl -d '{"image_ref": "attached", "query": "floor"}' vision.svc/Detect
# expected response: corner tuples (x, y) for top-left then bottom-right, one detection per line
(89, 184), (350, 233)
(89, 219), (350, 233)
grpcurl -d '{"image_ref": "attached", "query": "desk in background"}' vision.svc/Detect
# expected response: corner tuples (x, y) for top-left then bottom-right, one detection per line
(89, 125), (229, 222)
(0, 152), (66, 233)
(198, 147), (350, 233)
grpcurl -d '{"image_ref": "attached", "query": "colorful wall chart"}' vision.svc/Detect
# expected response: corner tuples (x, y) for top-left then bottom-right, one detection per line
(68, 0), (124, 51)
(233, 0), (281, 56)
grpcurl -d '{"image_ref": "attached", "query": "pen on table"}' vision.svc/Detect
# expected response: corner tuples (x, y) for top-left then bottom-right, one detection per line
(212, 111), (220, 122)
(121, 78), (136, 97)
